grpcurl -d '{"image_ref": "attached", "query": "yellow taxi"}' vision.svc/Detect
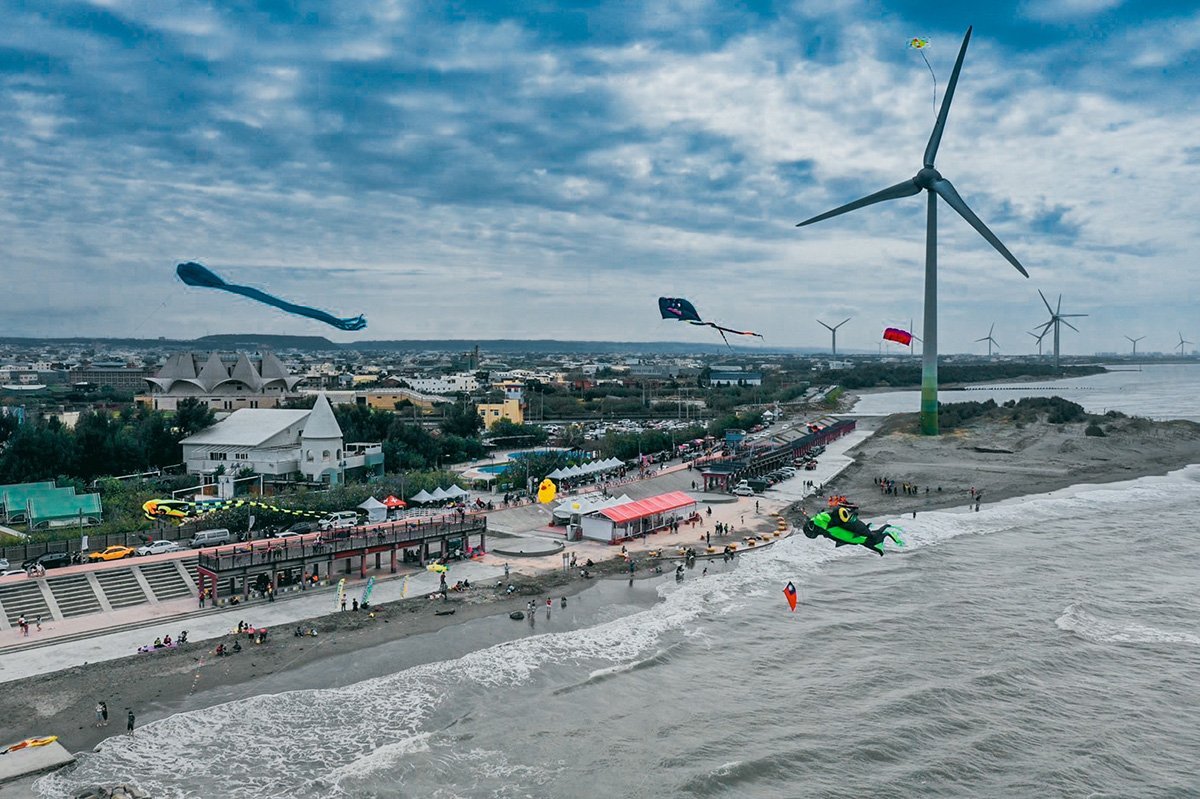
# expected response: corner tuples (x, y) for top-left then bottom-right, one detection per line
(87, 545), (136, 562)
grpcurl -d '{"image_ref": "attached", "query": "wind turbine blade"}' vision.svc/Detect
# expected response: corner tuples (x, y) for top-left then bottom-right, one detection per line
(1038, 289), (1054, 316)
(818, 321), (834, 332)
(931, 178), (1029, 277)
(1061, 313), (1088, 318)
(923, 26), (972, 168)
(797, 179), (920, 227)
(836, 317), (852, 329)
(988, 322), (995, 337)
(1062, 319), (1080, 333)
(974, 335), (989, 342)
(1056, 294), (1062, 315)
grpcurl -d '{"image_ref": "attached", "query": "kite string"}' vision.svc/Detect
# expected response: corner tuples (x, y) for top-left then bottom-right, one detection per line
(919, 49), (937, 116)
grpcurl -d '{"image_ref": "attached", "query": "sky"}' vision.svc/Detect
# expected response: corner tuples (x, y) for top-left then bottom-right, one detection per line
(1, 0), (1198, 354)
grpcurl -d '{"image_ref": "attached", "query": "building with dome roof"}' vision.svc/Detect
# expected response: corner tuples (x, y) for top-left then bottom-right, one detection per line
(138, 351), (304, 411)
(178, 393), (383, 485)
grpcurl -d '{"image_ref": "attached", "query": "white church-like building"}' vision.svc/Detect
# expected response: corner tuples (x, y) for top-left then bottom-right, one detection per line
(179, 394), (383, 486)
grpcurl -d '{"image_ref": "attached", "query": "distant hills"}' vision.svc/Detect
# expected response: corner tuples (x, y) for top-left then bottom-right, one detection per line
(0, 334), (823, 356)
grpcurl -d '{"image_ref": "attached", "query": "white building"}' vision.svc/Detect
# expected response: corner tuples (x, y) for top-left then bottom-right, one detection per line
(140, 351), (303, 411)
(401, 372), (479, 395)
(179, 394), (383, 485)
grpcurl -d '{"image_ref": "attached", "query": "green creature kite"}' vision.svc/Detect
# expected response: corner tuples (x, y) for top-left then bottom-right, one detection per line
(803, 505), (905, 556)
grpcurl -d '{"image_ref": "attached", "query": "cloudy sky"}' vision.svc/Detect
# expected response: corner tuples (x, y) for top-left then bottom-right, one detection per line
(2, 0), (1198, 353)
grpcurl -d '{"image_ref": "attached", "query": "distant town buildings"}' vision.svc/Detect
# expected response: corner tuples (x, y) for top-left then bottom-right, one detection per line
(138, 352), (303, 411)
(69, 363), (154, 392)
(709, 371), (763, 386)
(477, 398), (524, 428)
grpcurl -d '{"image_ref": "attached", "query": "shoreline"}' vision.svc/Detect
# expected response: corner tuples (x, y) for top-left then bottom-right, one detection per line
(0, 554), (675, 762)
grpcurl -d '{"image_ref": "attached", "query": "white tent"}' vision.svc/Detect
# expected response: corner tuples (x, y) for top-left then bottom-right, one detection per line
(357, 496), (387, 523)
(409, 489), (435, 504)
(546, 468), (565, 479)
(443, 485), (470, 498)
(552, 493), (634, 521)
(429, 487), (450, 501)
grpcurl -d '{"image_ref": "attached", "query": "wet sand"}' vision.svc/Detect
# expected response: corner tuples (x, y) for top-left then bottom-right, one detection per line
(806, 412), (1200, 520)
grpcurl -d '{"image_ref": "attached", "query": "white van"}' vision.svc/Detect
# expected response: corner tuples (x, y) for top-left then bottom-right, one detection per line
(318, 511), (359, 532)
(188, 528), (232, 549)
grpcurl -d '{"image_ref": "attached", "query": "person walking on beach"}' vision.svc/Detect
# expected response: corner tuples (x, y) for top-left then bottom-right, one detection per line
(504, 562), (510, 579)
(126, 709), (135, 734)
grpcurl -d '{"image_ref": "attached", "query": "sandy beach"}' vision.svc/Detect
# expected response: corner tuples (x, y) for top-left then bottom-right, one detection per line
(808, 412), (1200, 520)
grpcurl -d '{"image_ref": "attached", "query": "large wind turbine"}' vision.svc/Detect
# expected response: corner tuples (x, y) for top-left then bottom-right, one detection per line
(796, 27), (1029, 435)
(1027, 329), (1046, 357)
(818, 317), (851, 357)
(1034, 290), (1086, 369)
(975, 322), (1000, 356)
(1177, 332), (1194, 356)
(1124, 335), (1145, 356)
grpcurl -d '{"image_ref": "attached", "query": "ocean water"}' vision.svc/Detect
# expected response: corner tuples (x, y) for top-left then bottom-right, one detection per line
(850, 363), (1200, 422)
(41, 465), (1200, 798)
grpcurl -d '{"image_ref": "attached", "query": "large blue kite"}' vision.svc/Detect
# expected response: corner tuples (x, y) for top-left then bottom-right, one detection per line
(176, 262), (366, 331)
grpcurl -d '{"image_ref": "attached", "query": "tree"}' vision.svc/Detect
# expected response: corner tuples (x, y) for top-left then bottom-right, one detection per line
(174, 398), (216, 437)
(440, 400), (483, 438)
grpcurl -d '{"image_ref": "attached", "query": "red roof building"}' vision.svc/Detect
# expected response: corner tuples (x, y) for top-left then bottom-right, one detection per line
(580, 491), (698, 543)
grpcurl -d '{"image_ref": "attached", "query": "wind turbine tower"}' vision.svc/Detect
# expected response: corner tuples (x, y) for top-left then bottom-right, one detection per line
(1177, 332), (1194, 356)
(1034, 290), (1086, 369)
(975, 323), (1000, 356)
(1027, 329), (1046, 357)
(1124, 335), (1145, 356)
(797, 27), (1030, 435)
(818, 317), (851, 357)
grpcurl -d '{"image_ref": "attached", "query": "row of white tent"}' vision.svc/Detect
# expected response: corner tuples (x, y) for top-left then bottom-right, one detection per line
(545, 458), (624, 481)
(408, 485), (471, 504)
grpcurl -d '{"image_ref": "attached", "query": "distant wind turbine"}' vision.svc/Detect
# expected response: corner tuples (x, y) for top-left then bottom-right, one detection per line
(1124, 335), (1145, 356)
(818, 317), (851, 357)
(1034, 290), (1086, 369)
(796, 27), (1030, 435)
(1176, 332), (1194, 356)
(1027, 329), (1046, 357)
(975, 322), (1000, 356)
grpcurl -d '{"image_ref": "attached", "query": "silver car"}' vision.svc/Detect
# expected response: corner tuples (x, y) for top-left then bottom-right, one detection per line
(136, 540), (184, 556)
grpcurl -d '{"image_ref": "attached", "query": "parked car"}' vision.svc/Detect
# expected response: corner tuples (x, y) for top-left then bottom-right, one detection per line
(188, 528), (233, 549)
(0, 558), (8, 571)
(88, 545), (137, 562)
(282, 521), (318, 536)
(318, 512), (359, 532)
(135, 540), (184, 556)
(22, 551), (73, 571)
(732, 481), (755, 497)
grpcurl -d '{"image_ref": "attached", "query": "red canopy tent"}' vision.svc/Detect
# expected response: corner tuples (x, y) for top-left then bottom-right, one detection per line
(383, 495), (407, 509)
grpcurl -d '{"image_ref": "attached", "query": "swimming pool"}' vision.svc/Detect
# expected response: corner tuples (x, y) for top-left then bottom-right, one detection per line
(477, 463), (513, 474)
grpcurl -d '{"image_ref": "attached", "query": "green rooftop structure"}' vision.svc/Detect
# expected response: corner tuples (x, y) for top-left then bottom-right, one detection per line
(26, 490), (102, 529)
(0, 481), (56, 522)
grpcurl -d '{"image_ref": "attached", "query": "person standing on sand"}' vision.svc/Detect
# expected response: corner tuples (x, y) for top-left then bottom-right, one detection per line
(101, 701), (108, 726)
(95, 702), (104, 727)
(126, 709), (135, 734)
(504, 562), (510, 579)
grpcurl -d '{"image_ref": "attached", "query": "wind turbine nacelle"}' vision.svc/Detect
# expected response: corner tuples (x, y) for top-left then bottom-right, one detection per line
(914, 168), (942, 189)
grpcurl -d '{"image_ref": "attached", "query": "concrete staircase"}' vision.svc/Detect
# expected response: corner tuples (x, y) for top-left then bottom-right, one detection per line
(0, 581), (53, 626)
(138, 561), (193, 602)
(44, 573), (103, 618)
(94, 568), (150, 609)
